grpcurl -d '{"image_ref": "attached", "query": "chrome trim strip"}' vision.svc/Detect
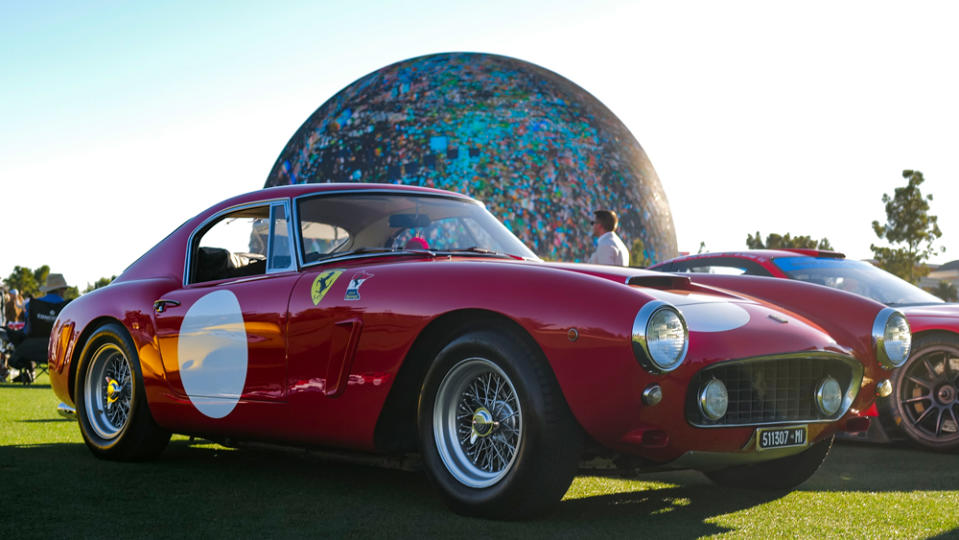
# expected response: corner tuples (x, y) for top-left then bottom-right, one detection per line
(687, 351), (864, 428)
(183, 198), (289, 287)
(872, 307), (911, 368)
(291, 190), (483, 270)
(631, 300), (689, 374)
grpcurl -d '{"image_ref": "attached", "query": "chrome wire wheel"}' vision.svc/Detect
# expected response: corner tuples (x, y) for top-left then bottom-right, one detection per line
(433, 357), (522, 488)
(897, 345), (959, 446)
(83, 342), (134, 441)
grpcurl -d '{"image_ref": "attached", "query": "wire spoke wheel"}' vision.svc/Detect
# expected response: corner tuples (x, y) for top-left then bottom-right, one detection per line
(897, 346), (959, 445)
(83, 342), (134, 441)
(433, 357), (522, 488)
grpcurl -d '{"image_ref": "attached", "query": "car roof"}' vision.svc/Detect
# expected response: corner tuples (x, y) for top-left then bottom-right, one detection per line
(216, 182), (474, 209)
(655, 248), (846, 267)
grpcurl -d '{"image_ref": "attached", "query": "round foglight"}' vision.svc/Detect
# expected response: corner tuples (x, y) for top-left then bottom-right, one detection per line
(632, 301), (689, 374)
(816, 376), (843, 416)
(699, 379), (728, 421)
(872, 308), (912, 368)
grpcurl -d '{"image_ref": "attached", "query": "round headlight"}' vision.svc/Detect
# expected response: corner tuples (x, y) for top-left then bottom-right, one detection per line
(699, 379), (728, 421)
(632, 301), (689, 374)
(872, 308), (912, 368)
(816, 376), (843, 416)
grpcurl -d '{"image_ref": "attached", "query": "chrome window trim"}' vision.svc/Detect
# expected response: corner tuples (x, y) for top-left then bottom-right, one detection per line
(183, 198), (289, 287)
(631, 300), (689, 374)
(291, 189), (482, 270)
(687, 351), (864, 428)
(872, 307), (911, 368)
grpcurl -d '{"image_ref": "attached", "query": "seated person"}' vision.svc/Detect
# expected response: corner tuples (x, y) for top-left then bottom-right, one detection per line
(7, 274), (71, 383)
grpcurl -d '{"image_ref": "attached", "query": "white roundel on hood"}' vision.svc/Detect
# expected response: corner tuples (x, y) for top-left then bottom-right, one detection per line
(679, 302), (751, 333)
(177, 289), (248, 418)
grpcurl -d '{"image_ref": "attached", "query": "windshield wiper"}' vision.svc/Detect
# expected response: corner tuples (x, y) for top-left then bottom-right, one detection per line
(440, 247), (515, 259)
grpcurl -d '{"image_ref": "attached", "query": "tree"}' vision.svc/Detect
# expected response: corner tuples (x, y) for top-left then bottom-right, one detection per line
(630, 238), (653, 267)
(4, 266), (42, 298)
(4, 264), (78, 300)
(926, 281), (958, 302)
(84, 276), (116, 293)
(871, 169), (944, 284)
(746, 232), (834, 251)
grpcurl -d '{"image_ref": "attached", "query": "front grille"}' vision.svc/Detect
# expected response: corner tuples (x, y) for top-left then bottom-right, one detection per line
(686, 353), (862, 427)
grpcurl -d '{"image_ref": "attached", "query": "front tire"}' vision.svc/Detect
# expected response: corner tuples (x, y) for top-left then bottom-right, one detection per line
(418, 328), (581, 519)
(75, 323), (170, 460)
(881, 333), (959, 451)
(705, 436), (833, 490)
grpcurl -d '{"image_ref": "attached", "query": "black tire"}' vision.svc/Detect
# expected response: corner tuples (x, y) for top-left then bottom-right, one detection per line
(705, 436), (833, 490)
(418, 328), (582, 519)
(75, 323), (170, 460)
(880, 333), (959, 451)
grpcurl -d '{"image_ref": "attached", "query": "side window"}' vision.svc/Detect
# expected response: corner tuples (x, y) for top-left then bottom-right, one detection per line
(676, 264), (748, 276)
(673, 258), (772, 277)
(267, 204), (295, 272)
(191, 206), (271, 284)
(300, 220), (350, 263)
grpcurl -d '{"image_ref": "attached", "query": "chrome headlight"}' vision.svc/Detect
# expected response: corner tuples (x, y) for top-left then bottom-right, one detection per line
(699, 379), (728, 421)
(632, 301), (689, 374)
(872, 308), (911, 368)
(816, 376), (843, 416)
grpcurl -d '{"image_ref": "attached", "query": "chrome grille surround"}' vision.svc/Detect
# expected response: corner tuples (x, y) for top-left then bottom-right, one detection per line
(686, 352), (863, 428)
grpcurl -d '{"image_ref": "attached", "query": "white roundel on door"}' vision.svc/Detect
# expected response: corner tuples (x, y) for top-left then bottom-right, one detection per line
(177, 289), (248, 418)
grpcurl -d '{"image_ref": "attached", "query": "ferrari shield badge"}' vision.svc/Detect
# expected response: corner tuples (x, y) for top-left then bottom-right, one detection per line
(311, 270), (343, 305)
(344, 272), (373, 301)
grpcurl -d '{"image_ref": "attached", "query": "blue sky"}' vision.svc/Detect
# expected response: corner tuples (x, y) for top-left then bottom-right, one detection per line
(2, 1), (958, 289)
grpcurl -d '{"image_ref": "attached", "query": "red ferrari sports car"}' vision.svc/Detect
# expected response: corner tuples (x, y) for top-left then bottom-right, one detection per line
(49, 185), (909, 518)
(652, 249), (959, 451)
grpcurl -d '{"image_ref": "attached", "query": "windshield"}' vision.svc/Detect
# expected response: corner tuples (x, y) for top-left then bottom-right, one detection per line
(296, 193), (538, 263)
(772, 256), (943, 306)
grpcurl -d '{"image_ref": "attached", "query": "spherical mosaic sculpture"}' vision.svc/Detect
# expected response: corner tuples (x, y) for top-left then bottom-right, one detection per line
(265, 52), (677, 263)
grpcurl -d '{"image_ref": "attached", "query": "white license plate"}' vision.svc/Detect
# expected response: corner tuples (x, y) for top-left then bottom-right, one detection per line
(756, 425), (807, 451)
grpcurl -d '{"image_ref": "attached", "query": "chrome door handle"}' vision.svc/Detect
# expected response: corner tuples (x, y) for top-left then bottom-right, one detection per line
(153, 299), (181, 313)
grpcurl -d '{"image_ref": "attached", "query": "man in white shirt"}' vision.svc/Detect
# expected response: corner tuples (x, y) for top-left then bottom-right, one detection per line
(588, 210), (630, 266)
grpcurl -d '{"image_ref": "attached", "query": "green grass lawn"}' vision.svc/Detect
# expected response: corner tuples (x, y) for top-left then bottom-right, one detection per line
(2, 375), (958, 539)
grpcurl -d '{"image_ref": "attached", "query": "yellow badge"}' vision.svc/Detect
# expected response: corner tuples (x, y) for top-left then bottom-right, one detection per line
(311, 270), (343, 305)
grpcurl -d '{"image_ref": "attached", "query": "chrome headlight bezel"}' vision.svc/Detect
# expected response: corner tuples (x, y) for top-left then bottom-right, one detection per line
(632, 301), (689, 374)
(872, 307), (912, 369)
(699, 378), (729, 421)
(816, 376), (843, 416)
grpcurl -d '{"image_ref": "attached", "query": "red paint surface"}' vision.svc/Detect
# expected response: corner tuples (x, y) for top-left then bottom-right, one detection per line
(48, 185), (896, 466)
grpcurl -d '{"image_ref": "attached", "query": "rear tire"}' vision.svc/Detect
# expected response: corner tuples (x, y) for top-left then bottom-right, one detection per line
(418, 328), (581, 519)
(75, 323), (170, 460)
(880, 333), (959, 451)
(705, 436), (833, 490)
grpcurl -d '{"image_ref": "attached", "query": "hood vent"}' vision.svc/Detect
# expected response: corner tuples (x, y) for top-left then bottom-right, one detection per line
(626, 274), (692, 290)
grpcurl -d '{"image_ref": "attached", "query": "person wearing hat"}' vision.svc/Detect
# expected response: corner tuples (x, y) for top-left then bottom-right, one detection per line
(8, 273), (71, 383)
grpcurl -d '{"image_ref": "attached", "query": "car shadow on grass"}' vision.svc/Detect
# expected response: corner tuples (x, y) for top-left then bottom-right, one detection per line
(0, 382), (51, 390)
(0, 439), (955, 538)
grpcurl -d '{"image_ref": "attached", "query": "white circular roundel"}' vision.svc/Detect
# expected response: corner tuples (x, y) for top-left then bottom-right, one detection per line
(680, 302), (751, 333)
(177, 290), (248, 418)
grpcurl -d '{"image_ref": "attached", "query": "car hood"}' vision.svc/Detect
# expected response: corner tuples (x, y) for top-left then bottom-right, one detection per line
(899, 303), (959, 320)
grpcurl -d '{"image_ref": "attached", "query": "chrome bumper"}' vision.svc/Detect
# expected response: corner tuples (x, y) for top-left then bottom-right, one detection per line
(57, 402), (77, 420)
